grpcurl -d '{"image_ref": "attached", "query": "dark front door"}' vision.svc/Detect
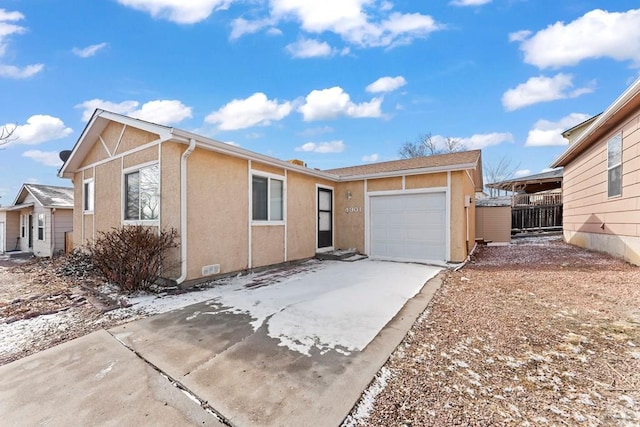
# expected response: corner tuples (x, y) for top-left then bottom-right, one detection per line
(28, 214), (33, 249)
(317, 188), (333, 249)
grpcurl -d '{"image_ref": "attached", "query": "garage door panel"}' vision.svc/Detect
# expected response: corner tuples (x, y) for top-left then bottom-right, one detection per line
(370, 192), (446, 262)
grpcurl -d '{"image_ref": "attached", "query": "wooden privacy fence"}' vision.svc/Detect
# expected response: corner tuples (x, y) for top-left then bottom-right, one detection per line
(512, 203), (563, 232)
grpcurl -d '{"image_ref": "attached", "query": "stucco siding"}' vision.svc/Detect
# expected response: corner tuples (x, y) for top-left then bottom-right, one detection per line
(160, 142), (183, 278)
(449, 171), (466, 262)
(251, 162), (285, 177)
(286, 172), (331, 260)
(95, 160), (122, 234)
(405, 173), (447, 189)
(186, 149), (249, 280)
(335, 181), (365, 253)
(114, 126), (159, 155)
(252, 225), (285, 268)
(367, 177), (402, 192)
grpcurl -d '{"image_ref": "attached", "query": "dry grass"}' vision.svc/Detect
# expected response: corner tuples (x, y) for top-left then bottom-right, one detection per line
(349, 237), (640, 426)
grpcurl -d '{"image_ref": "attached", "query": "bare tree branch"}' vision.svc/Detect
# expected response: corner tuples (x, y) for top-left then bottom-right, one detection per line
(484, 155), (521, 197)
(399, 133), (464, 158)
(0, 124), (18, 147)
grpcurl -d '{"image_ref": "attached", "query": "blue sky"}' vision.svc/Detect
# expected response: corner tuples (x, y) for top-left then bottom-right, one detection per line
(1, 1), (640, 202)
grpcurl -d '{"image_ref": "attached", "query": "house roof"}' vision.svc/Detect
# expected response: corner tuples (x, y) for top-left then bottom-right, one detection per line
(58, 110), (484, 187)
(325, 150), (484, 189)
(13, 184), (74, 209)
(552, 76), (640, 168)
(486, 169), (563, 194)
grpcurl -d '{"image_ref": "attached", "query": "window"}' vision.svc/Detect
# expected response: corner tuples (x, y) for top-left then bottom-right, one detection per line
(124, 164), (159, 221)
(252, 174), (283, 221)
(20, 215), (26, 238)
(607, 133), (622, 198)
(83, 180), (94, 212)
(37, 213), (44, 241)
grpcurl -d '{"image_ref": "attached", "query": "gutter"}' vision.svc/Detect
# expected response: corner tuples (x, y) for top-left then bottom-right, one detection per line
(551, 78), (640, 168)
(176, 138), (196, 285)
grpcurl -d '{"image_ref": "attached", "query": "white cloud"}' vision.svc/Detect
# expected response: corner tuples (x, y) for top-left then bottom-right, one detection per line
(502, 73), (593, 111)
(298, 86), (382, 121)
(508, 30), (531, 43)
(362, 153), (379, 162)
(0, 64), (43, 79)
(116, 0), (235, 24)
(514, 169), (532, 178)
(72, 42), (108, 58)
(76, 99), (192, 125)
(286, 38), (337, 58)
(295, 140), (345, 153)
(525, 112), (591, 147)
(205, 92), (292, 130)
(366, 76), (406, 93)
(514, 9), (640, 69)
(0, 9), (44, 79)
(22, 150), (63, 167)
(5, 115), (73, 146)
(0, 9), (26, 56)
(230, 17), (277, 40)
(269, 1), (443, 48)
(128, 100), (193, 124)
(450, 0), (491, 6)
(456, 132), (514, 150)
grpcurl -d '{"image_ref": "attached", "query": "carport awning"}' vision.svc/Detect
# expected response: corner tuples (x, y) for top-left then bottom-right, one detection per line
(1, 203), (34, 211)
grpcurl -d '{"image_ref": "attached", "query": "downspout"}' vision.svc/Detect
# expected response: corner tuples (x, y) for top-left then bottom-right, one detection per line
(176, 138), (196, 285)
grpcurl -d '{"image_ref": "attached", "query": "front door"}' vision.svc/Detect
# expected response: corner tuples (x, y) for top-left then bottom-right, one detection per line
(317, 188), (333, 249)
(28, 214), (33, 249)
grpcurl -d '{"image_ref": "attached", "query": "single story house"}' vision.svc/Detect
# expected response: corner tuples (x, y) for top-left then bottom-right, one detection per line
(551, 77), (640, 265)
(0, 184), (74, 256)
(58, 110), (483, 284)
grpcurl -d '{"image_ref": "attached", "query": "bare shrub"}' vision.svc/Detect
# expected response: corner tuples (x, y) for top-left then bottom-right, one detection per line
(87, 226), (178, 293)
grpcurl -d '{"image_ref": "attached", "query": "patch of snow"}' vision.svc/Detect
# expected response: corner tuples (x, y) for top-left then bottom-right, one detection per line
(95, 361), (115, 380)
(341, 367), (393, 427)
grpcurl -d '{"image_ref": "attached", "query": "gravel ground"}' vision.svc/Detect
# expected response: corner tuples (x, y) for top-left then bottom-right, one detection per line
(345, 236), (640, 426)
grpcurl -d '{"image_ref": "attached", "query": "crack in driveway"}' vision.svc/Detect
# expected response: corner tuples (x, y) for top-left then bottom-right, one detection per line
(107, 329), (234, 427)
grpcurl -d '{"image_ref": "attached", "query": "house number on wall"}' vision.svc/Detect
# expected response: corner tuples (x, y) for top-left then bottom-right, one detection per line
(345, 207), (362, 213)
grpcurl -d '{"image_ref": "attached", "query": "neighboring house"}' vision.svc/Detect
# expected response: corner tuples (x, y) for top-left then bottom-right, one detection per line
(0, 184), (74, 256)
(58, 110), (483, 284)
(551, 77), (640, 266)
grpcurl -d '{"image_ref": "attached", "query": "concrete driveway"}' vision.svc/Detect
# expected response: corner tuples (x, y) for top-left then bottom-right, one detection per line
(1, 259), (442, 426)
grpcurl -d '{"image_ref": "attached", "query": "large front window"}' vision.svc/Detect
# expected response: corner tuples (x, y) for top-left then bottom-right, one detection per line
(125, 164), (159, 221)
(252, 175), (283, 221)
(607, 133), (622, 198)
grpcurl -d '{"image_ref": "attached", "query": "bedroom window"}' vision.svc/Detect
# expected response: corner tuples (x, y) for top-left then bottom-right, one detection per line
(124, 164), (159, 221)
(37, 213), (45, 241)
(252, 174), (283, 222)
(83, 179), (94, 212)
(607, 133), (622, 198)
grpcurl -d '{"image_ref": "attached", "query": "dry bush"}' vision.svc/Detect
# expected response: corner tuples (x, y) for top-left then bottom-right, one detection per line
(87, 226), (178, 293)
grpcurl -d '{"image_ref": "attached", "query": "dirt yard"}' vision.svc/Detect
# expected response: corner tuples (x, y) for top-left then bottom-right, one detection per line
(347, 236), (640, 426)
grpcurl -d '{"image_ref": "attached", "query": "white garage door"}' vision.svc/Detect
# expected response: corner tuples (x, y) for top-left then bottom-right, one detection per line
(370, 192), (446, 262)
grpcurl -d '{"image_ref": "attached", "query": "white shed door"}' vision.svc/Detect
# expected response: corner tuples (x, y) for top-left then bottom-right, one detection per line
(370, 192), (446, 262)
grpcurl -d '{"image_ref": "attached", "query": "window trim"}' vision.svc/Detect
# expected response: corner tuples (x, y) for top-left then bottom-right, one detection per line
(122, 161), (160, 225)
(251, 170), (285, 225)
(83, 179), (94, 213)
(37, 213), (45, 242)
(607, 132), (622, 199)
(20, 214), (26, 238)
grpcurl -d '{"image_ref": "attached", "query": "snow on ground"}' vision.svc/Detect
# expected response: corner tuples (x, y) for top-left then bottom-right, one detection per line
(1, 259), (439, 362)
(114, 259), (441, 356)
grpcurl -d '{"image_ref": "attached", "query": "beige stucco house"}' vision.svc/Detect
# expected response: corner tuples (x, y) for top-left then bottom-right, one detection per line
(58, 110), (483, 284)
(0, 184), (73, 256)
(551, 77), (640, 265)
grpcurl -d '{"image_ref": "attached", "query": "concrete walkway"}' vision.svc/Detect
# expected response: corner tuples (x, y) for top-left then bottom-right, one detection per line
(0, 261), (443, 426)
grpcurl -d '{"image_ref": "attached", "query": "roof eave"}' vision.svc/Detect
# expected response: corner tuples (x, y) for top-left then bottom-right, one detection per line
(336, 162), (480, 182)
(551, 78), (640, 168)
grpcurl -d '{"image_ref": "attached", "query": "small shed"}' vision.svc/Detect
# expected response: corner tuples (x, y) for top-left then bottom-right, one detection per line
(475, 196), (511, 243)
